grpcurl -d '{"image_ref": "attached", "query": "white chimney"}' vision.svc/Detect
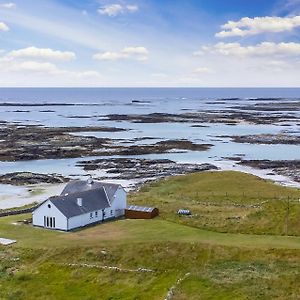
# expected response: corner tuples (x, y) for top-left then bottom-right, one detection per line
(77, 198), (82, 206)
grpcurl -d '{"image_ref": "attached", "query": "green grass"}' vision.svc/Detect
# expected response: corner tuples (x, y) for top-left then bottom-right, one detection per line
(0, 171), (300, 299)
(129, 171), (300, 236)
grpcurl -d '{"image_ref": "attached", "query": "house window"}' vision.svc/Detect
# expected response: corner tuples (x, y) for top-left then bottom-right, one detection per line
(110, 210), (113, 216)
(53, 217), (55, 228)
(95, 211), (98, 218)
(90, 212), (93, 219)
(50, 217), (53, 228)
(48, 204), (51, 208)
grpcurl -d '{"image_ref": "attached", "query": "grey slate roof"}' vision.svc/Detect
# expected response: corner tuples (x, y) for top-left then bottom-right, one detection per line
(50, 187), (110, 218)
(61, 180), (121, 202)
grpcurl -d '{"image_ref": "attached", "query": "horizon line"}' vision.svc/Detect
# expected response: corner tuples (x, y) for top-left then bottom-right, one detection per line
(0, 86), (300, 89)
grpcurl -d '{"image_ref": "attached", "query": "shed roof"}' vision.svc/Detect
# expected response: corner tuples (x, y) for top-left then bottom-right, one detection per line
(51, 187), (110, 218)
(61, 180), (121, 202)
(126, 205), (156, 213)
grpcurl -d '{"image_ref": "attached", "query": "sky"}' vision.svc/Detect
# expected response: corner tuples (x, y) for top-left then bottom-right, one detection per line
(0, 0), (300, 87)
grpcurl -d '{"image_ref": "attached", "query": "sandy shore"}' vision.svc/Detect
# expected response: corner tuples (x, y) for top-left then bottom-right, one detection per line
(215, 160), (300, 188)
(0, 183), (65, 210)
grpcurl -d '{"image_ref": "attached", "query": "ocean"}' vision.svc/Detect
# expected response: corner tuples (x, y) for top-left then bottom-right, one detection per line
(0, 87), (300, 103)
(0, 87), (299, 208)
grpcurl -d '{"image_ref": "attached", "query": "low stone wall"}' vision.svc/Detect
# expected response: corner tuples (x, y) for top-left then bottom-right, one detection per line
(0, 205), (38, 217)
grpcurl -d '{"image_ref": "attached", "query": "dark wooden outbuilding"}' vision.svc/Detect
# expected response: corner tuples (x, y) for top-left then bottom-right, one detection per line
(125, 205), (159, 219)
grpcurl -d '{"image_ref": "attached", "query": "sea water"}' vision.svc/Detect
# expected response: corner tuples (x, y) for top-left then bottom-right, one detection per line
(0, 88), (299, 207)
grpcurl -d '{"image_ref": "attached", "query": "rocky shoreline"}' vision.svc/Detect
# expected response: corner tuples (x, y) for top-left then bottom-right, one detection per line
(0, 172), (68, 185)
(0, 160), (218, 188)
(77, 157), (218, 181)
(229, 134), (300, 145)
(0, 97), (299, 191)
(98, 111), (296, 125)
(0, 123), (212, 161)
(237, 160), (300, 183)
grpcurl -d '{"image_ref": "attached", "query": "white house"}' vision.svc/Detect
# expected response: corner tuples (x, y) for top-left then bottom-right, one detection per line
(32, 178), (127, 231)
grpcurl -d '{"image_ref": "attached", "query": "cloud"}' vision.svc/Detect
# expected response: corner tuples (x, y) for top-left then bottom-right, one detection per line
(126, 5), (138, 13)
(0, 21), (9, 31)
(199, 42), (300, 57)
(0, 2), (16, 9)
(98, 3), (138, 17)
(193, 67), (213, 73)
(93, 46), (148, 61)
(0, 46), (100, 81)
(216, 16), (300, 37)
(0, 57), (102, 80)
(7, 60), (59, 73)
(8, 46), (76, 61)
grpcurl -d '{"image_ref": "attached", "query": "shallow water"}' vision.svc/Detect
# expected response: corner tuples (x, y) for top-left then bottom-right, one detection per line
(0, 88), (299, 208)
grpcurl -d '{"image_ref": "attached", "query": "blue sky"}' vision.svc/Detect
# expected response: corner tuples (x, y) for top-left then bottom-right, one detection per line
(0, 0), (300, 87)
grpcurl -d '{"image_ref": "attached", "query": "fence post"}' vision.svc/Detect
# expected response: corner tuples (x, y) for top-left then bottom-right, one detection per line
(285, 196), (290, 236)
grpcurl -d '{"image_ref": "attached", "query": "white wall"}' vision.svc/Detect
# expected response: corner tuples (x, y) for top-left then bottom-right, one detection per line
(32, 199), (67, 230)
(33, 185), (127, 231)
(110, 187), (127, 217)
(68, 207), (114, 230)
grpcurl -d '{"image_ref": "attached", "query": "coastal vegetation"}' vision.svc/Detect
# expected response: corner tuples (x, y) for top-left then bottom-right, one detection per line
(130, 171), (300, 236)
(0, 171), (299, 299)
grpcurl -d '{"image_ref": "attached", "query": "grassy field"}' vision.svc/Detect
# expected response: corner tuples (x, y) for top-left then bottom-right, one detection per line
(130, 171), (300, 236)
(0, 171), (299, 299)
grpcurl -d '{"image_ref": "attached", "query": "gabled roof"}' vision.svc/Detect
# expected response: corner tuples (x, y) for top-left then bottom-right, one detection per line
(61, 180), (122, 202)
(50, 187), (110, 218)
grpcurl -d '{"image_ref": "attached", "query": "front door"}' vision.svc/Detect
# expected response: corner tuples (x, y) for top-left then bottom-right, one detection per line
(44, 216), (56, 228)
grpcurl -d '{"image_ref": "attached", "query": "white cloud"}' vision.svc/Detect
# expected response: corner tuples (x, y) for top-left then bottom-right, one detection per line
(98, 4), (123, 17)
(200, 42), (300, 57)
(8, 46), (76, 61)
(193, 67), (213, 73)
(93, 46), (148, 61)
(260, 60), (290, 71)
(93, 51), (125, 61)
(126, 5), (138, 13)
(216, 16), (300, 37)
(98, 3), (138, 17)
(0, 57), (102, 80)
(122, 46), (148, 56)
(0, 2), (16, 9)
(8, 60), (59, 73)
(0, 21), (9, 31)
(0, 46), (100, 81)
(0, 56), (60, 73)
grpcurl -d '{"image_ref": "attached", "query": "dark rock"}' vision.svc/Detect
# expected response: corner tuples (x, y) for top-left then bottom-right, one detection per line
(77, 158), (218, 181)
(0, 172), (68, 185)
(230, 134), (300, 145)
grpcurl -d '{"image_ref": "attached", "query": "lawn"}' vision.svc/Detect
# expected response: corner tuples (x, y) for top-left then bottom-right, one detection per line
(0, 171), (299, 299)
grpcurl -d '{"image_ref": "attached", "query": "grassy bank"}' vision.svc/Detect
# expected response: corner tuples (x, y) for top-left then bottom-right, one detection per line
(130, 171), (300, 236)
(0, 171), (299, 299)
